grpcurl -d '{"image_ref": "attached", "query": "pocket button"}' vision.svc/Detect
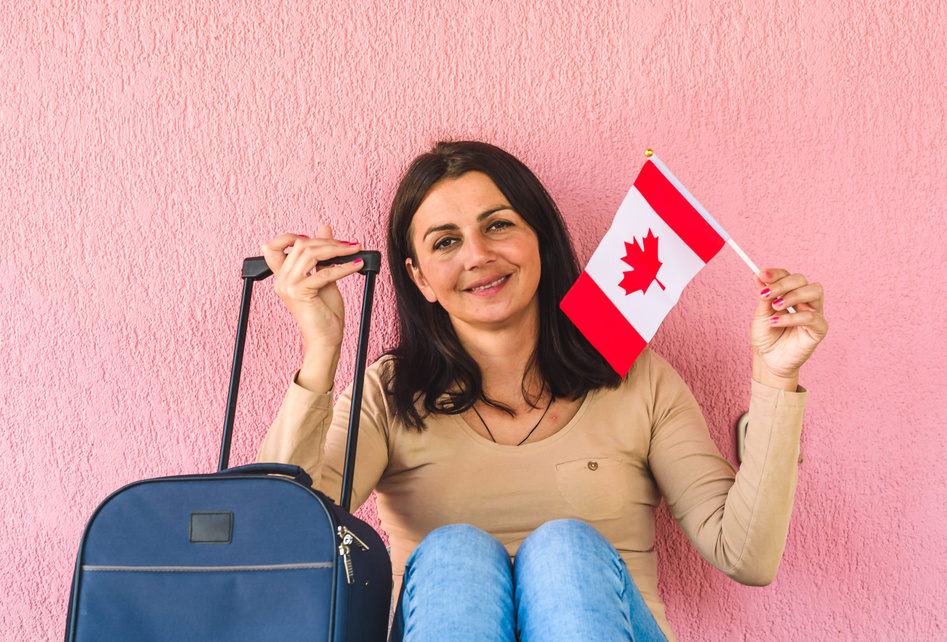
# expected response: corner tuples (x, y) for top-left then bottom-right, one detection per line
(587, 460), (599, 471)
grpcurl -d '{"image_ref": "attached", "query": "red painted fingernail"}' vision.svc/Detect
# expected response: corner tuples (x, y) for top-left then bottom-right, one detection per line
(770, 316), (780, 325)
(761, 271), (771, 280)
(760, 288), (771, 298)
(297, 234), (309, 238)
(773, 297), (785, 307)
(353, 259), (364, 266)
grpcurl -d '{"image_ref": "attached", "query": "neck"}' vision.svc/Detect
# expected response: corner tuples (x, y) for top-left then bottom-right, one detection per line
(453, 310), (541, 404)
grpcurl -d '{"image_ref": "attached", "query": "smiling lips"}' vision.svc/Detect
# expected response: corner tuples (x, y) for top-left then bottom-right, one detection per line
(466, 275), (510, 293)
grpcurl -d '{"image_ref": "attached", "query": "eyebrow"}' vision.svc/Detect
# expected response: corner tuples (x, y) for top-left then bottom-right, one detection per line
(421, 206), (514, 241)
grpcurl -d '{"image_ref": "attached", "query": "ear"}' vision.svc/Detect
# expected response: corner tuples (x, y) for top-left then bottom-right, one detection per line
(405, 258), (438, 303)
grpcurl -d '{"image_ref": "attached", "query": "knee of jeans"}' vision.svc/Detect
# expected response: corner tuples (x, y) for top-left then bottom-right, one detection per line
(408, 523), (508, 567)
(519, 519), (611, 558)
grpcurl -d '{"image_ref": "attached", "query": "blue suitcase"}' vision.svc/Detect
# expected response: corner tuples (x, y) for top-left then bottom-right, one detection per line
(65, 253), (392, 641)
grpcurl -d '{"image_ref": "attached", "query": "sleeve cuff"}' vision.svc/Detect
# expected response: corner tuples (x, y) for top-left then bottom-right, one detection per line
(750, 379), (808, 408)
(286, 370), (333, 411)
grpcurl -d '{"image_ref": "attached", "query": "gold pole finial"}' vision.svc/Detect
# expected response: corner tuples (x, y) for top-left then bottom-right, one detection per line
(644, 149), (653, 157)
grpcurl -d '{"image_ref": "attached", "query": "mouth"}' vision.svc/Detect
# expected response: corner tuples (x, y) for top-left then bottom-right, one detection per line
(466, 275), (510, 292)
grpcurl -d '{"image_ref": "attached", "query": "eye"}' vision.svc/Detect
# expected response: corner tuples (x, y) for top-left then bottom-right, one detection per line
(487, 220), (513, 232)
(432, 236), (458, 251)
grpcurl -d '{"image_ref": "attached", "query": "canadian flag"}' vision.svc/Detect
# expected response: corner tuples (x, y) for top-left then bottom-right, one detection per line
(561, 156), (729, 375)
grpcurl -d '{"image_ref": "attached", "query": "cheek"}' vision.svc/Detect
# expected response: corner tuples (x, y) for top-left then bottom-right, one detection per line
(412, 258), (454, 303)
(521, 239), (542, 275)
(424, 261), (455, 292)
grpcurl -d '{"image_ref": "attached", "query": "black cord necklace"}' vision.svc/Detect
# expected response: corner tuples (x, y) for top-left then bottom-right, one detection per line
(471, 394), (555, 446)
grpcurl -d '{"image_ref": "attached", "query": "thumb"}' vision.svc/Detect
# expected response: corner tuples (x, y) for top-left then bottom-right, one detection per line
(315, 224), (334, 240)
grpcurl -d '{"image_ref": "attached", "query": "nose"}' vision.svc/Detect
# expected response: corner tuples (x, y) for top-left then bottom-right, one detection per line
(462, 233), (496, 270)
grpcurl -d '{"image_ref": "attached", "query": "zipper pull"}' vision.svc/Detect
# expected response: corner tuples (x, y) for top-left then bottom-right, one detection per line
(338, 542), (354, 585)
(338, 525), (370, 551)
(337, 526), (367, 585)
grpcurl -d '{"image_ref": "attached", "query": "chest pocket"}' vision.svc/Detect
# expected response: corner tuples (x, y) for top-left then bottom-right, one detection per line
(555, 456), (624, 519)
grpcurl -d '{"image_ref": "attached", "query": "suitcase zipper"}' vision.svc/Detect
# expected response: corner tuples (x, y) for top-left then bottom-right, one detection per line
(337, 526), (370, 585)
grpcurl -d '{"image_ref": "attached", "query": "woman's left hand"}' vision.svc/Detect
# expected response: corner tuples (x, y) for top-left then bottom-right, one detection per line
(752, 269), (828, 387)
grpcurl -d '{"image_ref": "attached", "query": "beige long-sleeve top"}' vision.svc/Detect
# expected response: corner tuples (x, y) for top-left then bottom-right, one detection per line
(257, 349), (807, 641)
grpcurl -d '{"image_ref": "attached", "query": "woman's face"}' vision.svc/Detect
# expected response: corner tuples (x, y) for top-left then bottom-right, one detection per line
(405, 171), (542, 337)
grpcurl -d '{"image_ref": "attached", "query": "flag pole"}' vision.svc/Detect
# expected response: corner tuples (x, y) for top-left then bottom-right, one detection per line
(727, 237), (796, 314)
(726, 237), (760, 273)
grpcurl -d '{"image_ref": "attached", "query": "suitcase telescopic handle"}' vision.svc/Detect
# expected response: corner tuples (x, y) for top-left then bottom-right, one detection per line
(220, 251), (382, 514)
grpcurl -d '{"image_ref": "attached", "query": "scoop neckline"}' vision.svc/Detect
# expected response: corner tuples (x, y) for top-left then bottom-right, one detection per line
(450, 389), (596, 451)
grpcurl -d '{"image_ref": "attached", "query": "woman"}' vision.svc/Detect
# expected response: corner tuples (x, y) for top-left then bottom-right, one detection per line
(258, 141), (827, 641)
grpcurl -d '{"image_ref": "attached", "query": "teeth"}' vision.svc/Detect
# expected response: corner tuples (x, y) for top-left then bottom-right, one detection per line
(471, 276), (507, 291)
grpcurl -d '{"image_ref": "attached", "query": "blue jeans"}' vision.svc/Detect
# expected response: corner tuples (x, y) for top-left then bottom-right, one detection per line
(389, 519), (667, 641)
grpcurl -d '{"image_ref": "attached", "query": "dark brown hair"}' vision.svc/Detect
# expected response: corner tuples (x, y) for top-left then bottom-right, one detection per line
(384, 141), (620, 430)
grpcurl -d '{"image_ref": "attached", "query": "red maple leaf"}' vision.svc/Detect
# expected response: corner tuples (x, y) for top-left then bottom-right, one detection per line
(619, 229), (666, 295)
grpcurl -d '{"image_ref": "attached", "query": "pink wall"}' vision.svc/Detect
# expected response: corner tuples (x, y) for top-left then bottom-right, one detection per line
(2, 1), (945, 639)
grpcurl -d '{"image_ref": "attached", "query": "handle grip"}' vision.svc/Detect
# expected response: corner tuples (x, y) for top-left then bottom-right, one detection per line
(240, 251), (381, 281)
(213, 463), (313, 487)
(319, 250), (382, 273)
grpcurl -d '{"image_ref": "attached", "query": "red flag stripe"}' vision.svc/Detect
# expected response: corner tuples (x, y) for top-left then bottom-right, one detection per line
(633, 160), (726, 264)
(560, 272), (647, 375)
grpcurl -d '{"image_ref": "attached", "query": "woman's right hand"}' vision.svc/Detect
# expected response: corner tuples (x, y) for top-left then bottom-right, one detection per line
(262, 225), (363, 392)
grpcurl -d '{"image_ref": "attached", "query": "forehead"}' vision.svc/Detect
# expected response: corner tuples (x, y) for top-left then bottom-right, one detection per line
(413, 171), (509, 224)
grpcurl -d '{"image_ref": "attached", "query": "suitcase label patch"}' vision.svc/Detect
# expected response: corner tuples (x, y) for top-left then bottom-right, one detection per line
(189, 511), (233, 544)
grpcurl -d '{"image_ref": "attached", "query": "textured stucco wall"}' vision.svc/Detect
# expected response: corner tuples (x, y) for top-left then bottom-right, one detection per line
(2, 1), (945, 639)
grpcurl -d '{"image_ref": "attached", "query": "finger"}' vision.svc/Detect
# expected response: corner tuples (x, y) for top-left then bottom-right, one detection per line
(283, 259), (364, 304)
(755, 270), (794, 317)
(286, 237), (362, 282)
(299, 257), (366, 290)
(280, 235), (317, 282)
(758, 269), (791, 286)
(755, 269), (787, 305)
(770, 283), (824, 313)
(758, 271), (808, 302)
(769, 309), (829, 339)
(262, 233), (308, 275)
